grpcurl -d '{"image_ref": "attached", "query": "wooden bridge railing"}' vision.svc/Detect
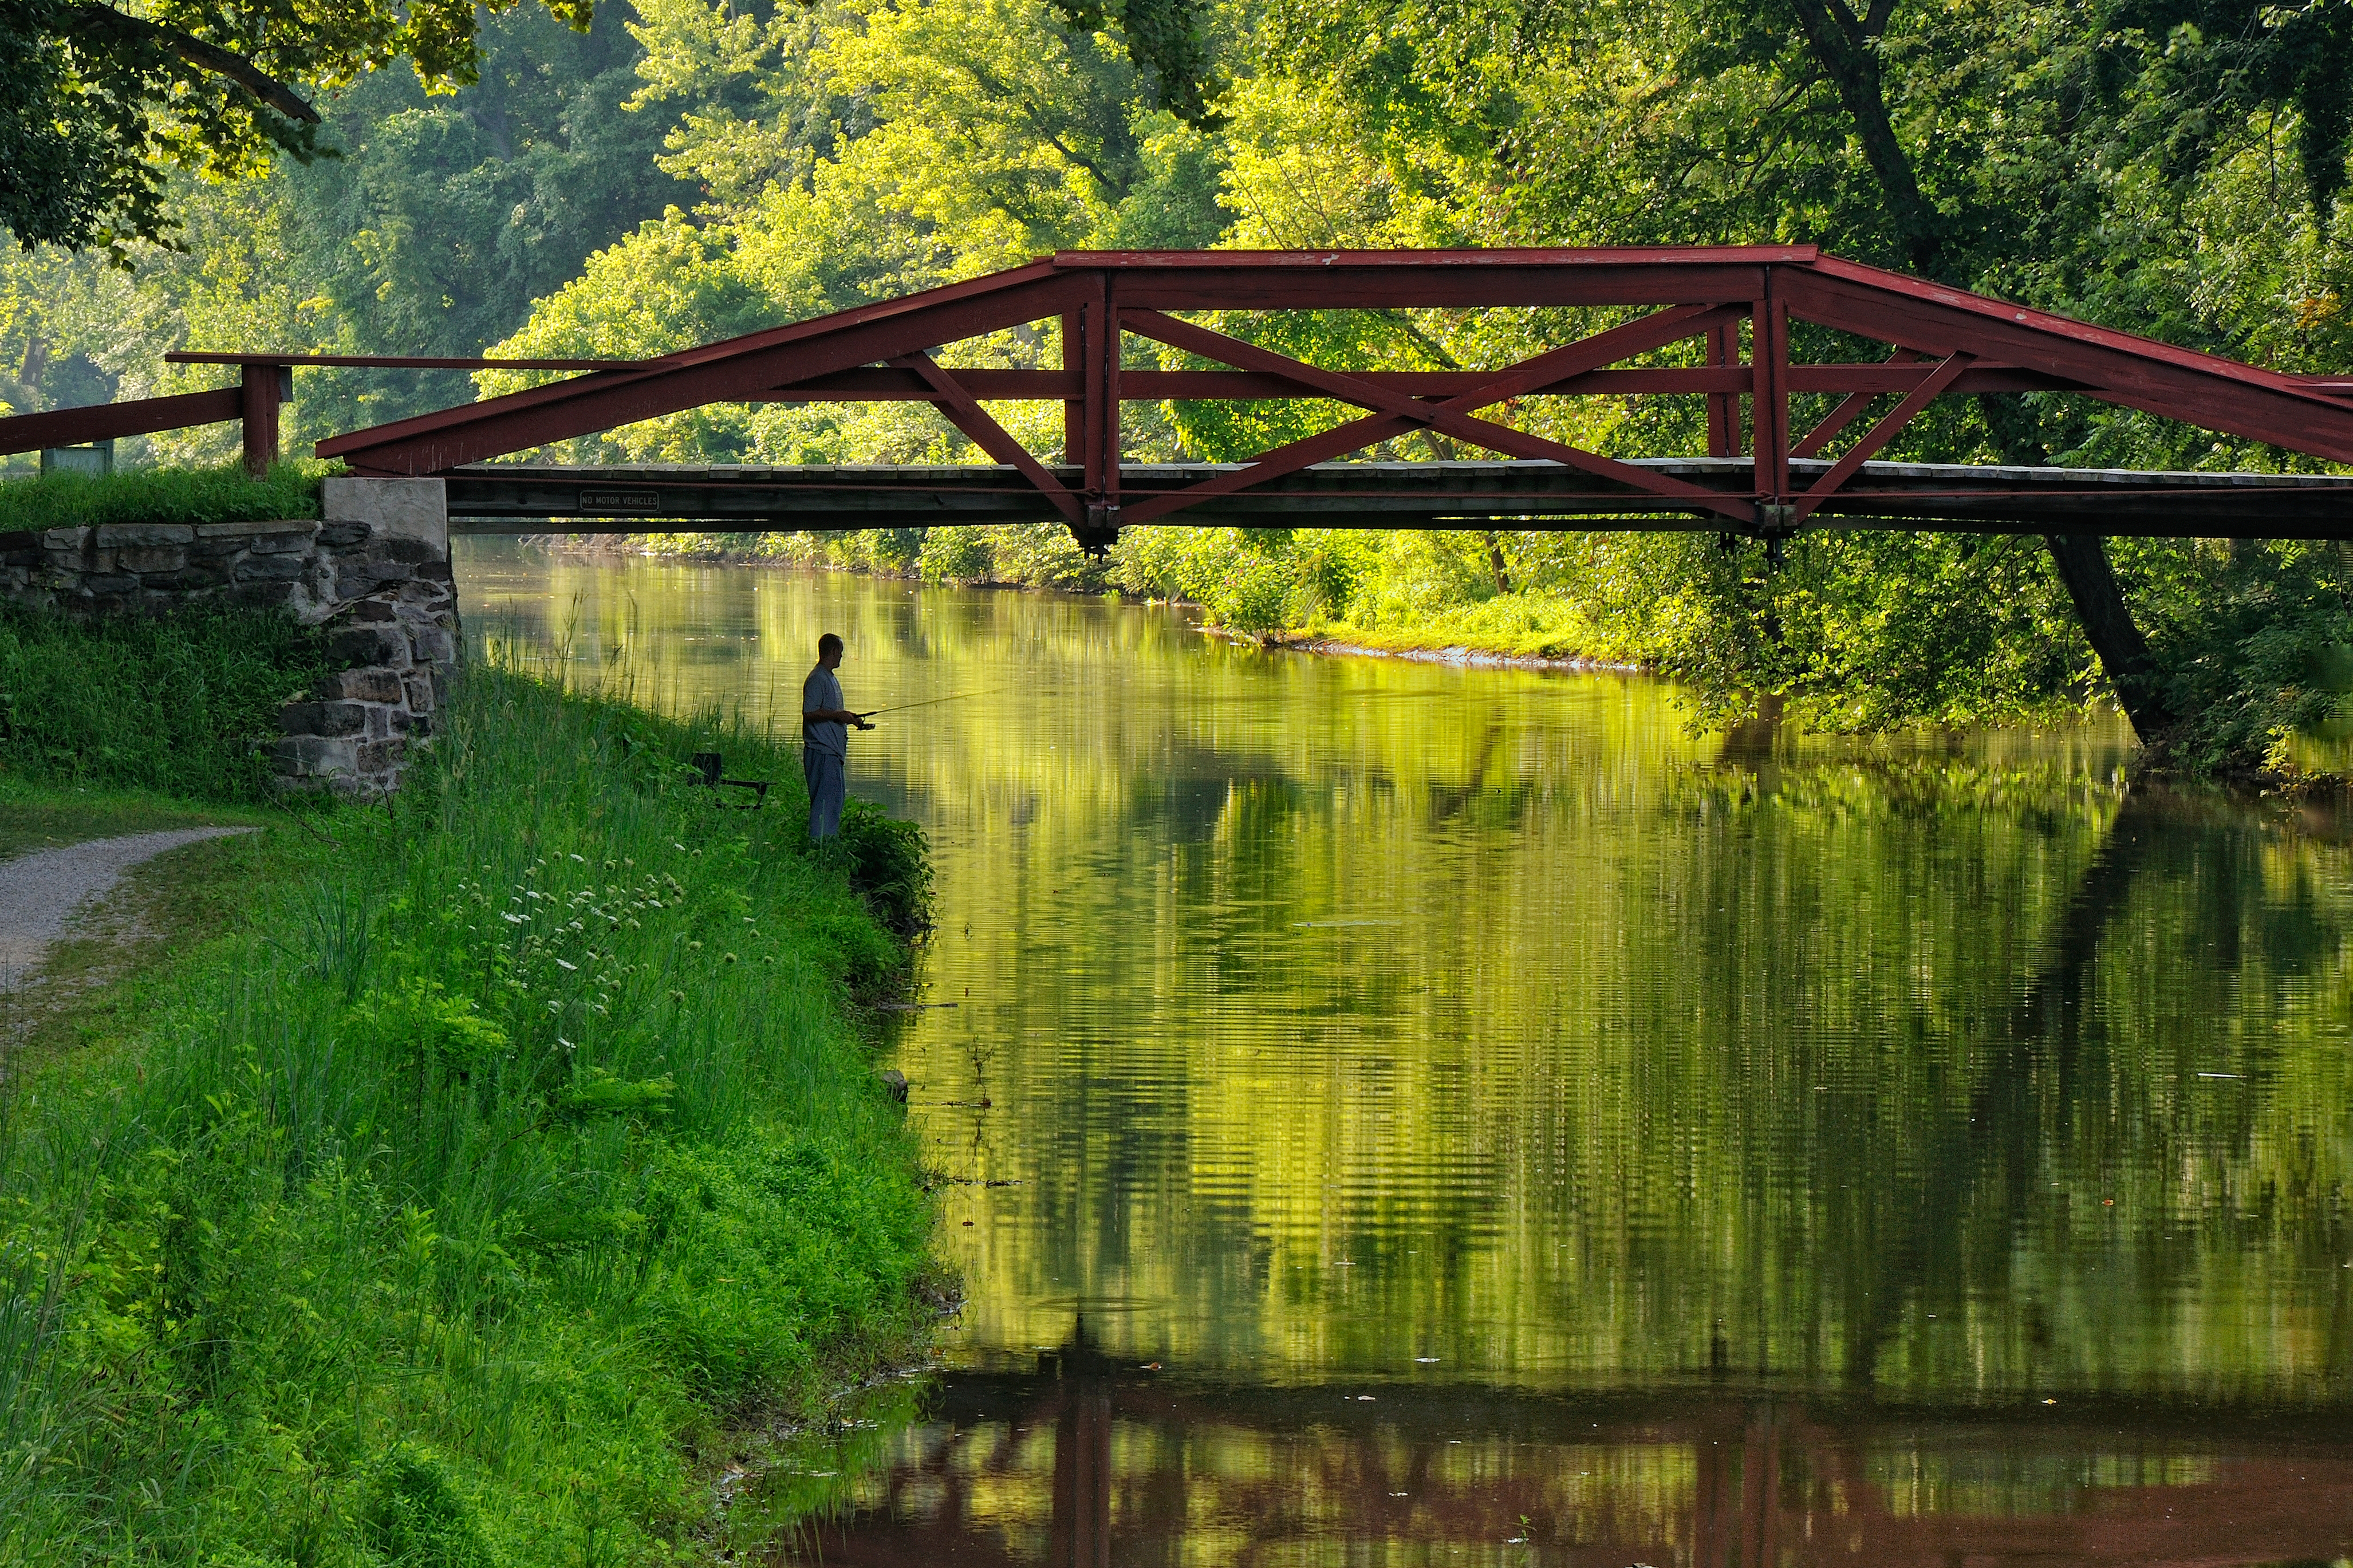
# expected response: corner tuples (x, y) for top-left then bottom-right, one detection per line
(0, 352), (641, 478)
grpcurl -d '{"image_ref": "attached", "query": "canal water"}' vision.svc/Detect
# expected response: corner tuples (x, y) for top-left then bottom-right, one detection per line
(458, 539), (2353, 1566)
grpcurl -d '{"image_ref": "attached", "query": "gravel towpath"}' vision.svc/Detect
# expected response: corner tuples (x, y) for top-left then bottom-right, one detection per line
(0, 828), (258, 990)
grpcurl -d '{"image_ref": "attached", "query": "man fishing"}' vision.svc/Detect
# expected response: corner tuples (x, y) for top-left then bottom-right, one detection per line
(801, 632), (872, 841)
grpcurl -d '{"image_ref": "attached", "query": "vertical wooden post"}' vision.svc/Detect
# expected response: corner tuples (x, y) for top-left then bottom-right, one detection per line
(1750, 287), (1790, 507)
(239, 361), (286, 478)
(1062, 309), (1085, 466)
(1097, 282), (1121, 513)
(1078, 276), (1109, 501)
(1706, 320), (1741, 459)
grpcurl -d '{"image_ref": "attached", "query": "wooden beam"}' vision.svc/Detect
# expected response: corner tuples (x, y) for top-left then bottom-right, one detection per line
(762, 364), (2076, 401)
(1752, 286), (1791, 507)
(889, 353), (1079, 522)
(1061, 310), (1084, 464)
(1792, 349), (1921, 459)
(1784, 262), (2353, 463)
(1792, 352), (1974, 519)
(0, 387), (241, 455)
(1706, 320), (1742, 458)
(1117, 305), (1756, 524)
(239, 363), (283, 478)
(319, 264), (1081, 474)
(436, 460), (2353, 537)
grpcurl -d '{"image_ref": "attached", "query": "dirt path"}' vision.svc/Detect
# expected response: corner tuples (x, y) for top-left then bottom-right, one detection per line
(0, 828), (258, 991)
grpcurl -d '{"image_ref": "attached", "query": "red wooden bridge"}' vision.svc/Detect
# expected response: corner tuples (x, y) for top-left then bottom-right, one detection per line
(10, 247), (2353, 546)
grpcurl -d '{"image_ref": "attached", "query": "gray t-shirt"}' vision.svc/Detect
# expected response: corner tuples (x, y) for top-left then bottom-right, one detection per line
(803, 665), (847, 758)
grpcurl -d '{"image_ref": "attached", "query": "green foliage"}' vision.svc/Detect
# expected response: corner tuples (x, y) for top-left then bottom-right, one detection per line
(0, 5), (691, 463)
(0, 601), (333, 800)
(916, 525), (998, 584)
(0, 459), (328, 531)
(291, 5), (691, 365)
(344, 979), (513, 1074)
(0, 665), (935, 1563)
(15, 0), (2353, 767)
(1047, 0), (1225, 126)
(1660, 533), (2096, 734)
(2, 0), (597, 255)
(361, 1444), (498, 1568)
(2126, 538), (2353, 771)
(839, 799), (933, 933)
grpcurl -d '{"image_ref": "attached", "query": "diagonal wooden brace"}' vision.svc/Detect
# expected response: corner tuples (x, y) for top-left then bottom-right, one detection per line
(1119, 305), (1755, 525)
(1792, 349), (1922, 459)
(1792, 350), (1974, 521)
(890, 352), (1082, 523)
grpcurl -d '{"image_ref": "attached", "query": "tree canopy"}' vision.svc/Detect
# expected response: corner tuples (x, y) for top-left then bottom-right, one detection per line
(1, 0), (598, 253)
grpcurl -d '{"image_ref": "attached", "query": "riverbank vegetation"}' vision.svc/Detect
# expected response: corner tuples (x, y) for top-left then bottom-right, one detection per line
(0, 646), (938, 1563)
(1, 601), (334, 799)
(0, 460), (331, 534)
(9, 0), (2353, 766)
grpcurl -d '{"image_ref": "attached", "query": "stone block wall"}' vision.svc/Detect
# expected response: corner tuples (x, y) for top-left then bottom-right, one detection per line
(1, 477), (456, 797)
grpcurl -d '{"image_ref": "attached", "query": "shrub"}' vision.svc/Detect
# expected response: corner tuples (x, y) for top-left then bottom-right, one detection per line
(362, 1445), (498, 1568)
(841, 798), (934, 933)
(917, 525), (996, 583)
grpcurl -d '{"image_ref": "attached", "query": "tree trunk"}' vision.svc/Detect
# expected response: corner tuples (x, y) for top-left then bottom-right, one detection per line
(1783, 0), (1944, 275)
(1774, 16), (2182, 746)
(1483, 531), (1512, 595)
(2043, 534), (2178, 742)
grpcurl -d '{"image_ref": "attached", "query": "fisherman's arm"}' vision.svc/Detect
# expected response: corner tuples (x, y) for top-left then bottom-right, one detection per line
(803, 706), (874, 729)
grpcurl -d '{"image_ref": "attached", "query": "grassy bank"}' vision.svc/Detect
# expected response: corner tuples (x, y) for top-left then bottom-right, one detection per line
(0, 778), (274, 861)
(0, 460), (332, 534)
(1, 602), (338, 801)
(0, 651), (940, 1564)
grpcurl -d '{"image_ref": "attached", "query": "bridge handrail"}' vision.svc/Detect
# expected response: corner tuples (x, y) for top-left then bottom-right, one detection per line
(0, 354), (649, 478)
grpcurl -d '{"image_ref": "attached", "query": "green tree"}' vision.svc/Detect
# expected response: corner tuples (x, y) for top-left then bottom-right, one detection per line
(1, 1), (692, 462)
(1248, 0), (2353, 754)
(1, 0), (594, 254)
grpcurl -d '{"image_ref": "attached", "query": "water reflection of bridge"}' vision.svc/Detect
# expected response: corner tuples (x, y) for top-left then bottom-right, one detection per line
(793, 1335), (2353, 1566)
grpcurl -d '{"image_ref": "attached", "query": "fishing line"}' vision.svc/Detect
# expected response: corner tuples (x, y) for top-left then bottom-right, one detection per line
(859, 689), (1000, 718)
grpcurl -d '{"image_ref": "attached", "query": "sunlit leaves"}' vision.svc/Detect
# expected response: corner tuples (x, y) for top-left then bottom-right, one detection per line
(4, 0), (602, 253)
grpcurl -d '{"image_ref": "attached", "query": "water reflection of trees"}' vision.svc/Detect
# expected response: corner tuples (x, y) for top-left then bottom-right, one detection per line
(934, 735), (2351, 1400)
(459, 547), (2353, 1403)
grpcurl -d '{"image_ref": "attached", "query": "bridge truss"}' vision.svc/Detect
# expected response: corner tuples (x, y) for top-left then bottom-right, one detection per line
(314, 246), (2353, 548)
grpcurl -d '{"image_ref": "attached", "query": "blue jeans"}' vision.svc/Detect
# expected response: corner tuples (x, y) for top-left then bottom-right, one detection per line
(803, 746), (846, 840)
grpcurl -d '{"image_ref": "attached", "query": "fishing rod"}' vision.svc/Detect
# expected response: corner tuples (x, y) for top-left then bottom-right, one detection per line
(857, 689), (999, 719)
(778, 689), (998, 744)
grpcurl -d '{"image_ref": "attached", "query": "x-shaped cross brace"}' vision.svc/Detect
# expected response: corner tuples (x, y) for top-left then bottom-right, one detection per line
(1114, 304), (1758, 527)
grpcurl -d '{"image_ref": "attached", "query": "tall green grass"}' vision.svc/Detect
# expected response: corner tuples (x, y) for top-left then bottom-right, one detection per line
(0, 603), (334, 801)
(0, 460), (331, 533)
(0, 661), (939, 1565)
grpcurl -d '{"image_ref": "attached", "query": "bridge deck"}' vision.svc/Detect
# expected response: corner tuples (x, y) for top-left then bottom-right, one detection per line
(446, 458), (2353, 537)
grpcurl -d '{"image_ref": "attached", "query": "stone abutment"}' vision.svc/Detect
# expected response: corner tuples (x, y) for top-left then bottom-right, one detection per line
(2, 477), (455, 797)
